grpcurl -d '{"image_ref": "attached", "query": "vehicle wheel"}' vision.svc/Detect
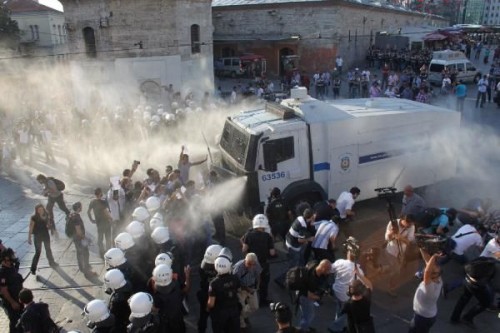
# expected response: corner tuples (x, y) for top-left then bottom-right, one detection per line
(289, 192), (322, 215)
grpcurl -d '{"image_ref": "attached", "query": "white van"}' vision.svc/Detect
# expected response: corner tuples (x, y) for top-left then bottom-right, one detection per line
(427, 50), (477, 85)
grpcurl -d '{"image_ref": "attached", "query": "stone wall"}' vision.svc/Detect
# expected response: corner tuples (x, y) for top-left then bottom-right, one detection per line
(213, 1), (448, 75)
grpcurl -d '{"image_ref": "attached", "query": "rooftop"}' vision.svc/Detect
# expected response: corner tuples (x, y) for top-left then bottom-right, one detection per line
(4, 0), (62, 14)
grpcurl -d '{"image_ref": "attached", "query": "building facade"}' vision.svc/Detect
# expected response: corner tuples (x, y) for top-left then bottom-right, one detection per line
(482, 0), (500, 25)
(463, 0), (485, 24)
(213, 0), (447, 77)
(59, 0), (214, 109)
(5, 0), (67, 56)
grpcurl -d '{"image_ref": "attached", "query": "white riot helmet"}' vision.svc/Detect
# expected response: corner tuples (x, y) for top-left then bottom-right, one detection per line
(152, 264), (173, 287)
(83, 299), (110, 324)
(252, 214), (269, 229)
(104, 248), (126, 267)
(151, 226), (170, 245)
(153, 211), (163, 220)
(132, 206), (150, 222)
(214, 256), (232, 275)
(155, 252), (173, 267)
(203, 244), (223, 264)
(145, 196), (161, 213)
(218, 247), (233, 263)
(114, 232), (135, 251)
(104, 269), (126, 290)
(126, 221), (145, 239)
(149, 217), (164, 231)
(129, 292), (154, 318)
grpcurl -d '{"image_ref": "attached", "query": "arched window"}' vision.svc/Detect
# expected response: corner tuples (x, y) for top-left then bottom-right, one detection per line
(30, 25), (34, 40)
(191, 24), (200, 54)
(34, 25), (39, 40)
(83, 27), (97, 57)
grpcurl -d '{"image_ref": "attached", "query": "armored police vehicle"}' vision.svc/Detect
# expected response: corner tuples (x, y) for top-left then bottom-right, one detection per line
(217, 87), (461, 214)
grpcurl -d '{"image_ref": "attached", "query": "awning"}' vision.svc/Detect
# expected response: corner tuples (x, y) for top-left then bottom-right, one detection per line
(423, 32), (447, 41)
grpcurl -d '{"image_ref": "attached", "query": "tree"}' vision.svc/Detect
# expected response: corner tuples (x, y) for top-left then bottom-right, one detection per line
(0, 3), (20, 48)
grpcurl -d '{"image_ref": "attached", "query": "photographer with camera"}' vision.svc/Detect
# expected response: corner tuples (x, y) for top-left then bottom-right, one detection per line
(297, 259), (332, 332)
(328, 237), (364, 333)
(384, 214), (416, 297)
(342, 274), (374, 333)
(270, 302), (299, 333)
(409, 249), (443, 333)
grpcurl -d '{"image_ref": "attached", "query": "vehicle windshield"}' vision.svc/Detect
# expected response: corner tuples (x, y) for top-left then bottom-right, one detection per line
(220, 120), (258, 172)
(429, 64), (445, 73)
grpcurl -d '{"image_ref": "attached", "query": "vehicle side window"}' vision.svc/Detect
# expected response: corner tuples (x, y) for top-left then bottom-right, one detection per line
(466, 63), (476, 71)
(457, 63), (465, 72)
(232, 59), (239, 66)
(429, 64), (444, 73)
(224, 59), (231, 66)
(263, 136), (294, 171)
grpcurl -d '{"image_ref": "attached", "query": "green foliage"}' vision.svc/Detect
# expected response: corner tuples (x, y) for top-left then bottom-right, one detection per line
(0, 4), (20, 47)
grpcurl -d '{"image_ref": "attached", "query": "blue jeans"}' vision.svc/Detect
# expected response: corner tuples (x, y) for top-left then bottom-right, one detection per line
(329, 294), (347, 332)
(409, 313), (436, 333)
(299, 295), (315, 330)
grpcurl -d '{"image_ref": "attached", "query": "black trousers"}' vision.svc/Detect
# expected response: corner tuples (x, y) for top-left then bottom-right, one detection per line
(31, 234), (55, 271)
(197, 291), (210, 333)
(210, 308), (240, 333)
(212, 214), (225, 246)
(450, 280), (493, 322)
(96, 223), (112, 256)
(2, 303), (22, 333)
(46, 193), (70, 223)
(259, 264), (270, 304)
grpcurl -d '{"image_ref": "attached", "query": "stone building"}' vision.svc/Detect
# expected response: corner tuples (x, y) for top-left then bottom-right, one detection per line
(5, 0), (67, 57)
(212, 0), (448, 77)
(59, 0), (213, 108)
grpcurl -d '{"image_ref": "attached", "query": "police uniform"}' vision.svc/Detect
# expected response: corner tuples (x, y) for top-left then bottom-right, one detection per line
(197, 261), (217, 333)
(127, 313), (160, 333)
(125, 246), (150, 292)
(92, 315), (117, 333)
(108, 282), (132, 332)
(0, 261), (23, 333)
(266, 196), (289, 241)
(242, 228), (274, 305)
(150, 282), (186, 333)
(209, 273), (241, 333)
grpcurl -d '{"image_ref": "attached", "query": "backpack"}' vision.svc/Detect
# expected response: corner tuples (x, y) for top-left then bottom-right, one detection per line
(415, 207), (443, 229)
(464, 257), (497, 284)
(48, 177), (65, 191)
(285, 261), (317, 291)
(65, 214), (76, 238)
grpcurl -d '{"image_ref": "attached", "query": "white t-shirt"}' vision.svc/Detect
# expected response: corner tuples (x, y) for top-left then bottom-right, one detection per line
(336, 191), (355, 219)
(336, 57), (343, 67)
(385, 220), (415, 258)
(413, 279), (442, 318)
(480, 238), (500, 259)
(331, 259), (364, 302)
(451, 224), (483, 256)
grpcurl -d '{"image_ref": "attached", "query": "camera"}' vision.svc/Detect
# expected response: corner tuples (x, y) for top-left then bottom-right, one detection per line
(270, 302), (288, 313)
(415, 234), (451, 255)
(133, 160), (140, 165)
(343, 236), (361, 258)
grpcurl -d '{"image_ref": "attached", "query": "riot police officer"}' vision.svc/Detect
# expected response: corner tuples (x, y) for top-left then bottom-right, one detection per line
(266, 187), (289, 242)
(83, 299), (117, 333)
(207, 254), (241, 333)
(197, 244), (222, 333)
(103, 269), (132, 332)
(127, 292), (160, 333)
(241, 214), (276, 307)
(149, 264), (186, 333)
(151, 226), (186, 285)
(0, 248), (23, 333)
(114, 232), (148, 292)
(104, 247), (134, 285)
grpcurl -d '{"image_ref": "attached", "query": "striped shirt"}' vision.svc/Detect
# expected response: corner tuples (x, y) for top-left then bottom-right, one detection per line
(312, 220), (339, 250)
(232, 259), (262, 288)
